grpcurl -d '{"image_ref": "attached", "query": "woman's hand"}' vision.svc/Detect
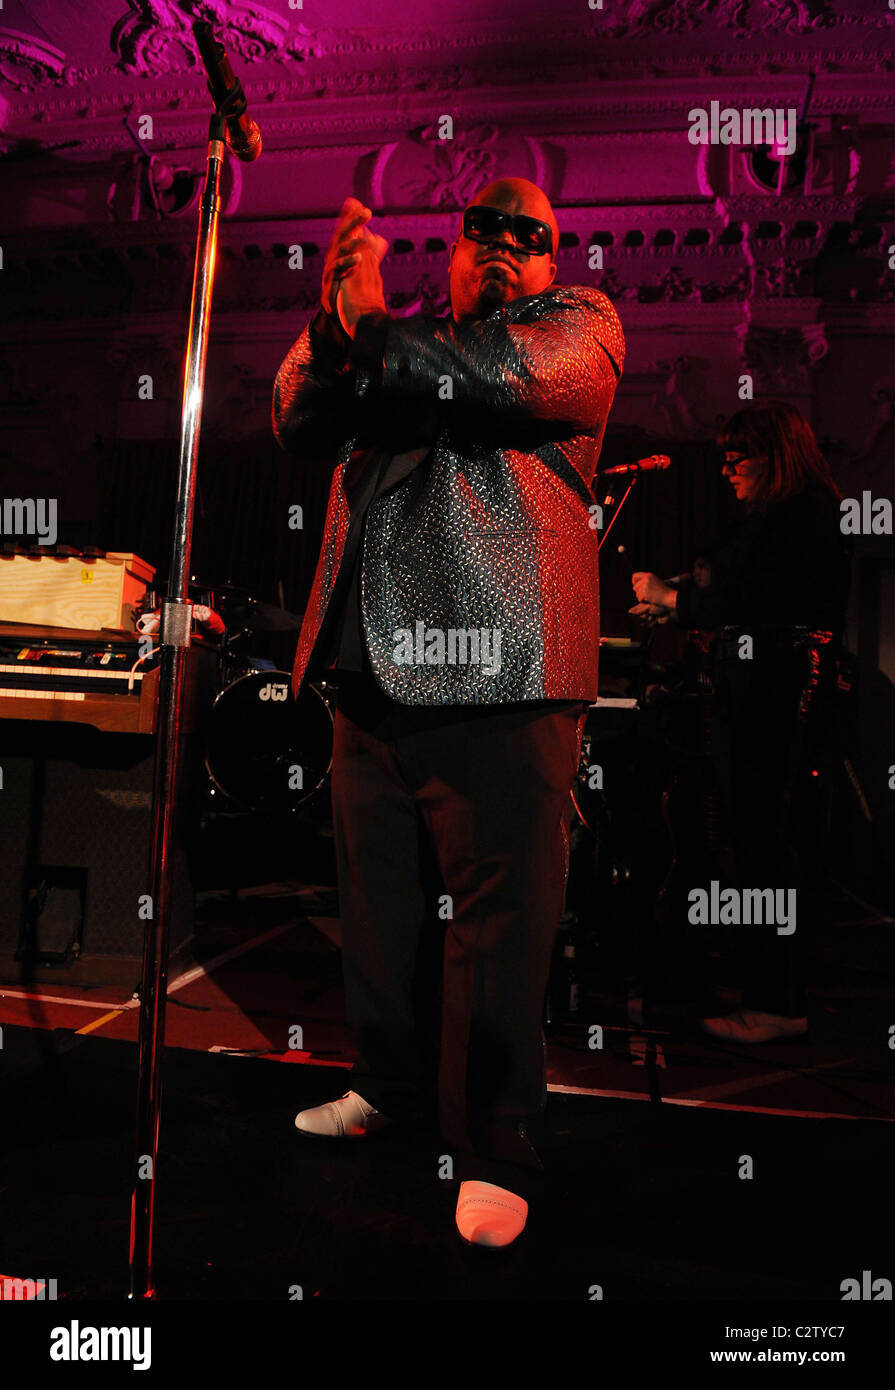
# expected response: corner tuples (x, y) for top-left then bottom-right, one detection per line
(628, 601), (673, 624)
(631, 571), (678, 609)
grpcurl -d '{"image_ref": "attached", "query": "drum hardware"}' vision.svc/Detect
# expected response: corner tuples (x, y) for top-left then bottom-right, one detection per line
(558, 689), (688, 1025)
(140, 580), (304, 691)
(143, 581), (302, 632)
(139, 582), (322, 811)
(221, 598), (302, 633)
(187, 579), (303, 634)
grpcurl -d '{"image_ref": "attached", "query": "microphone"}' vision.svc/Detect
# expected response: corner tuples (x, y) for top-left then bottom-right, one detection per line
(193, 21), (262, 162)
(598, 454), (671, 477)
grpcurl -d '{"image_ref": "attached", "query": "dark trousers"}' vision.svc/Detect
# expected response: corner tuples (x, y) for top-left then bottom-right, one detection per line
(330, 669), (587, 1202)
(711, 642), (815, 1017)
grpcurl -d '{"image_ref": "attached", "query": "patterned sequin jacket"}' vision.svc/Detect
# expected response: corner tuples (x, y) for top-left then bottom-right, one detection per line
(272, 285), (625, 704)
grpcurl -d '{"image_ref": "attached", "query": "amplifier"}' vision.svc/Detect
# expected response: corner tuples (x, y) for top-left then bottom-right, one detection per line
(0, 722), (198, 987)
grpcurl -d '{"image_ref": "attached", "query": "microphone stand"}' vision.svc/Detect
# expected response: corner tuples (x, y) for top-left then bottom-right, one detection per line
(595, 472), (639, 554)
(594, 470), (655, 683)
(128, 109), (226, 1299)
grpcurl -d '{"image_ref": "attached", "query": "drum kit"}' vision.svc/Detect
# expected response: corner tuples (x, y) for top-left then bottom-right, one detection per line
(138, 581), (655, 833)
(140, 580), (333, 814)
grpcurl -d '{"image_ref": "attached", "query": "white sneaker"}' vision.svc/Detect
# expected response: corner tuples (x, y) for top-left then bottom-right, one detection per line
(294, 1090), (392, 1138)
(701, 1008), (808, 1043)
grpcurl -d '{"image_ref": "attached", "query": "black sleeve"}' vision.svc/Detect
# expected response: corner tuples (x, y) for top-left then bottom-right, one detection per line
(377, 287), (624, 436)
(675, 576), (723, 630)
(271, 307), (389, 458)
(675, 493), (849, 633)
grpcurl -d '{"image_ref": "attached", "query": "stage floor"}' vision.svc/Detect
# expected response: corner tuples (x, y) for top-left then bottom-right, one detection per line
(1, 881), (893, 1299)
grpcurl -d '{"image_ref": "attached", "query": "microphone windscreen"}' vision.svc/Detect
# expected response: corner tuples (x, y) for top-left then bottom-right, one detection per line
(227, 120), (262, 162)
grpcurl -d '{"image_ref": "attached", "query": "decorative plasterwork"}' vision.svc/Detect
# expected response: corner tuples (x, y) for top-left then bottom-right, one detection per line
(0, 30), (67, 92)
(8, 91), (895, 165)
(718, 193), (864, 219)
(10, 70), (895, 117)
(736, 313), (830, 396)
(601, 0), (838, 37)
(110, 0), (318, 77)
(362, 127), (550, 212)
(1, 0), (893, 125)
(3, 200), (892, 323)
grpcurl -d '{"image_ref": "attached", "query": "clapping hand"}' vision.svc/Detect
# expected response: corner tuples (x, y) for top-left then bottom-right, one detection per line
(320, 197), (388, 338)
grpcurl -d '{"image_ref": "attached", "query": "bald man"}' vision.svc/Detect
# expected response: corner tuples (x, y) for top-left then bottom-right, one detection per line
(273, 177), (625, 1248)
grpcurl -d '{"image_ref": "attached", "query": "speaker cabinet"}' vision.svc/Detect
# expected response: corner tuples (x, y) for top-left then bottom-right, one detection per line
(0, 720), (205, 989)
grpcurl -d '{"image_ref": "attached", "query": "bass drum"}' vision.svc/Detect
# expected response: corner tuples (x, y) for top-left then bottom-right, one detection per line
(205, 671), (333, 811)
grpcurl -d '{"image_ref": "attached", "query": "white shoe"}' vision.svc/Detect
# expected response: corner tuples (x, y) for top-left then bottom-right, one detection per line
(294, 1090), (392, 1138)
(455, 1181), (529, 1248)
(701, 1008), (808, 1043)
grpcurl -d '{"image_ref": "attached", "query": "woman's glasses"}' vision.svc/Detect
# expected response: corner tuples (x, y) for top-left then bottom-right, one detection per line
(462, 205), (553, 256)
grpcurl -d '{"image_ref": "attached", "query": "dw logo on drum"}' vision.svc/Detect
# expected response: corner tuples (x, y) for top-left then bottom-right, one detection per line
(258, 682), (289, 702)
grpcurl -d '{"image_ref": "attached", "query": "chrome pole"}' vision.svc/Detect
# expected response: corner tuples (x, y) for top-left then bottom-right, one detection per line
(128, 112), (225, 1299)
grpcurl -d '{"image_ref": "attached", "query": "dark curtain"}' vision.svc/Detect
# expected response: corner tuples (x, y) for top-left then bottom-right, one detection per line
(95, 429), (734, 647)
(96, 434), (335, 617)
(593, 431), (735, 634)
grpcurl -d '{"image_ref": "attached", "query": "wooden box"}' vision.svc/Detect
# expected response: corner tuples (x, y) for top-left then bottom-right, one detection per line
(0, 553), (156, 632)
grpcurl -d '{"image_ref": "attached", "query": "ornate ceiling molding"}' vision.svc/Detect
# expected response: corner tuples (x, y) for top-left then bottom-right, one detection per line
(1, 199), (888, 250)
(605, 0), (833, 38)
(8, 83), (895, 158)
(0, 30), (67, 92)
(110, 0), (318, 78)
(2, 0), (893, 123)
(3, 195), (892, 324)
(361, 127), (550, 212)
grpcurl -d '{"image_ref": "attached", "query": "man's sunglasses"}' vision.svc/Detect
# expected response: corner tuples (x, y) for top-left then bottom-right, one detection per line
(462, 205), (553, 256)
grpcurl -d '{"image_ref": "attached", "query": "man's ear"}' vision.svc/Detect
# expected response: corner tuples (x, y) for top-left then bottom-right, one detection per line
(448, 240), (457, 266)
(547, 259), (557, 286)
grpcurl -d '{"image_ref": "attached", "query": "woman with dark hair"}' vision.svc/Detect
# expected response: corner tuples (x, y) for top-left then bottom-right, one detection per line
(630, 401), (852, 1043)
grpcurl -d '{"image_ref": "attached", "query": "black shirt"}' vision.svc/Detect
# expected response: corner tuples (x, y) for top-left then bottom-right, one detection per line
(675, 488), (851, 638)
(314, 448), (393, 677)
